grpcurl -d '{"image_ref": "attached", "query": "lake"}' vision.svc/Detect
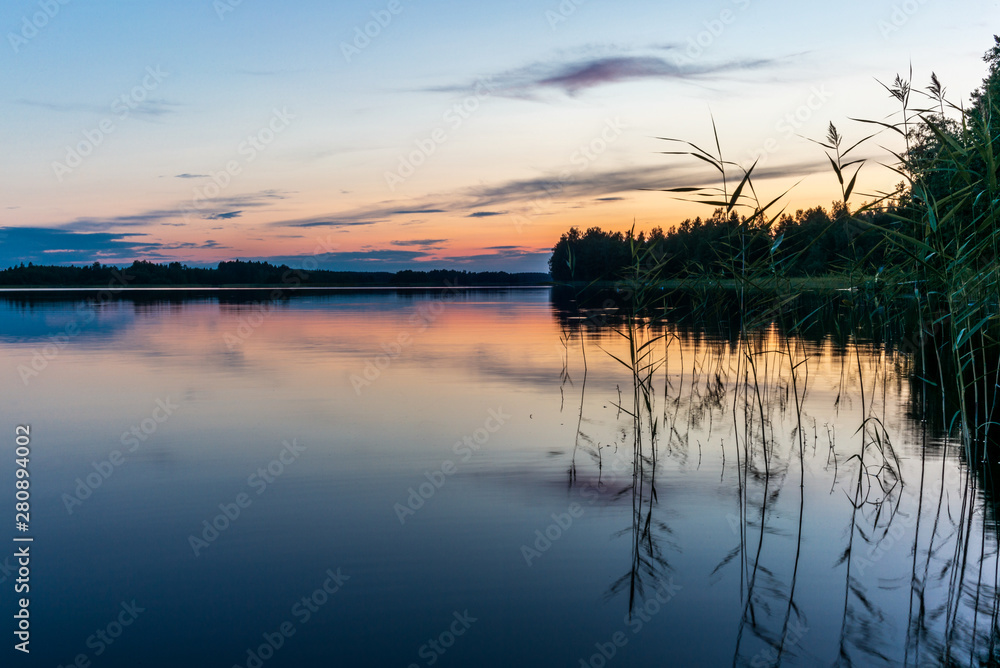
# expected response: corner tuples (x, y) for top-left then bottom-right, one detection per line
(0, 287), (996, 667)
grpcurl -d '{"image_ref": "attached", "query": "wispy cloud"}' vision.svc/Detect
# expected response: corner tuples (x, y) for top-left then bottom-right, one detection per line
(267, 217), (380, 229)
(467, 211), (505, 218)
(263, 158), (827, 234)
(175, 173), (208, 179)
(391, 239), (448, 247)
(461, 159), (827, 209)
(15, 97), (182, 119)
(234, 67), (303, 77)
(432, 50), (787, 98)
(206, 211), (243, 220)
(268, 203), (446, 229)
(13, 99), (106, 114)
(30, 190), (288, 233)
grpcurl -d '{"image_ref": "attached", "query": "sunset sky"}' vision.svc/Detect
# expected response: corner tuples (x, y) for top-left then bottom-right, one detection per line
(1, 0), (997, 272)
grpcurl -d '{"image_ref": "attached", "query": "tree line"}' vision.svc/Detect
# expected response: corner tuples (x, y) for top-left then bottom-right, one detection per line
(0, 260), (550, 287)
(548, 203), (894, 282)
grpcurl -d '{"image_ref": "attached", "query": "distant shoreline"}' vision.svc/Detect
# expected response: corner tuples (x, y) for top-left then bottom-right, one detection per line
(0, 284), (554, 293)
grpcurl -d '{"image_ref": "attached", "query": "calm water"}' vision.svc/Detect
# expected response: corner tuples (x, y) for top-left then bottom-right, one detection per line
(0, 288), (996, 667)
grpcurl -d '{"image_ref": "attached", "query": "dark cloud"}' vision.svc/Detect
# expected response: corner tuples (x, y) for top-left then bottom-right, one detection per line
(255, 246), (549, 273)
(175, 173), (208, 179)
(391, 239), (448, 247)
(0, 227), (240, 266)
(595, 197), (625, 202)
(467, 211), (505, 218)
(432, 249), (550, 272)
(54, 210), (192, 231)
(433, 52), (786, 98)
(265, 157), (827, 236)
(0, 227), (158, 266)
(267, 202), (444, 229)
(269, 218), (379, 229)
(461, 159), (828, 209)
(160, 241), (229, 250)
(255, 249), (434, 272)
(41, 190), (289, 232)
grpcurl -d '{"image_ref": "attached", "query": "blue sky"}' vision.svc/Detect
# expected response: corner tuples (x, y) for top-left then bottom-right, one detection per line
(1, 0), (997, 271)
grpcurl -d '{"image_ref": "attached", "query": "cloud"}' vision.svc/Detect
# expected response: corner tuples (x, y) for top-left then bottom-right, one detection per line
(42, 190), (290, 232)
(268, 217), (379, 229)
(13, 99), (106, 114)
(595, 197), (625, 202)
(254, 249), (436, 272)
(467, 211), (505, 218)
(0, 227), (159, 266)
(267, 202), (445, 229)
(175, 173), (208, 179)
(0, 227), (244, 266)
(433, 52), (787, 98)
(391, 239), (448, 247)
(15, 97), (181, 119)
(234, 68), (297, 76)
(159, 240), (227, 250)
(430, 249), (551, 272)
(264, 156), (828, 236)
(460, 159), (828, 210)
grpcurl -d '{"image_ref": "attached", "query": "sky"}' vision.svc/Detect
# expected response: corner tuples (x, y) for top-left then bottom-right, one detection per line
(1, 0), (997, 273)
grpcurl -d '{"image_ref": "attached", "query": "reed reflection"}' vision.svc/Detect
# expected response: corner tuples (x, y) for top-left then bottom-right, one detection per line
(554, 285), (1000, 666)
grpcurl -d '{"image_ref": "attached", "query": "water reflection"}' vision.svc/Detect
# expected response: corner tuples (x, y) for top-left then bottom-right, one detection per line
(0, 288), (997, 666)
(554, 286), (1000, 666)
